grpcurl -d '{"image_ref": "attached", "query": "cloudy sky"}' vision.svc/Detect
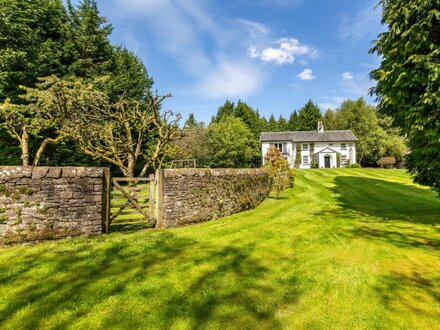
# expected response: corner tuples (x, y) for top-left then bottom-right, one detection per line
(91, 0), (384, 122)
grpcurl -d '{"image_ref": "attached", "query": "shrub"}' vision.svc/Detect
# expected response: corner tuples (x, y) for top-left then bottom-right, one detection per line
(336, 153), (341, 168)
(264, 147), (292, 198)
(377, 156), (396, 169)
(345, 164), (361, 168)
(288, 169), (296, 187)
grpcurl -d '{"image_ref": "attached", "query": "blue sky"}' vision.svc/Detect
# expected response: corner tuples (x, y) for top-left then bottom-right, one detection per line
(93, 0), (384, 123)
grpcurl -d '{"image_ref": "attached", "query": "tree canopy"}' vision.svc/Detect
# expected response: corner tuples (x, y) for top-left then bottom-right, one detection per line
(370, 0), (440, 192)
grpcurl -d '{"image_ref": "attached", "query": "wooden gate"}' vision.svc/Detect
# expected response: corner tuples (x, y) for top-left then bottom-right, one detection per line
(106, 174), (156, 231)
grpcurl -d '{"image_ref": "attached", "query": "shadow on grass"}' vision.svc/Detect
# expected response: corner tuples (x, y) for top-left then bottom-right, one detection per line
(109, 222), (154, 233)
(333, 176), (440, 225)
(374, 269), (440, 322)
(0, 234), (301, 329)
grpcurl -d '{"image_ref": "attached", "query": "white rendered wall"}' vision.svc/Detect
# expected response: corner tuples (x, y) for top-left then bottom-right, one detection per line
(261, 141), (356, 169)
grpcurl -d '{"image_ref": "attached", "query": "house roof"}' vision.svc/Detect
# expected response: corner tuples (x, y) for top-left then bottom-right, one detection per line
(260, 130), (358, 142)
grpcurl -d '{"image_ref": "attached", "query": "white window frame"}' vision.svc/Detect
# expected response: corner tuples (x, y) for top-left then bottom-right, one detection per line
(341, 143), (347, 150)
(302, 144), (309, 151)
(271, 142), (287, 154)
(302, 155), (309, 165)
(341, 155), (347, 164)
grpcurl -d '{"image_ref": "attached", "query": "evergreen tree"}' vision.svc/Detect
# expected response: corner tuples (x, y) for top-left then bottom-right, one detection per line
(298, 100), (322, 131)
(268, 114), (279, 132)
(322, 109), (337, 130)
(235, 100), (262, 138)
(288, 111), (300, 131)
(66, 0), (113, 79)
(212, 100), (235, 123)
(278, 115), (288, 131)
(0, 0), (69, 103)
(105, 46), (153, 102)
(184, 113), (203, 129)
(260, 116), (269, 132)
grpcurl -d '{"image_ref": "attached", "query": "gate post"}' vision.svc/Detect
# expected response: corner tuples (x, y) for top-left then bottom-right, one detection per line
(155, 169), (164, 228)
(149, 173), (155, 220)
(102, 168), (111, 233)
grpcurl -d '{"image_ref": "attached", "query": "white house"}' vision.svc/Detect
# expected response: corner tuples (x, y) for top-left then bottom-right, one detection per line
(260, 121), (358, 169)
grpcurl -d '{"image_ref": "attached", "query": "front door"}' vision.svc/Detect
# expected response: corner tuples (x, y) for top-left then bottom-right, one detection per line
(324, 155), (331, 168)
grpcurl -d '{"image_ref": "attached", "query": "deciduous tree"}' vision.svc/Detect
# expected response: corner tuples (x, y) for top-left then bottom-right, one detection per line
(370, 0), (440, 192)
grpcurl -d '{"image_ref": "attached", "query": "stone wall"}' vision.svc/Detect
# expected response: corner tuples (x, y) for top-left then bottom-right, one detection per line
(0, 166), (108, 244)
(156, 168), (270, 228)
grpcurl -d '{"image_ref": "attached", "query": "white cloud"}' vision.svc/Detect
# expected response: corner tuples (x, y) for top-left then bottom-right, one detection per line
(342, 71), (354, 81)
(297, 68), (314, 80)
(238, 19), (271, 37)
(249, 38), (315, 65)
(109, 0), (265, 99)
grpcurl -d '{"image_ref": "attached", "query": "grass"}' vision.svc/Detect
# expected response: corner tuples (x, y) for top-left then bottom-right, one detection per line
(0, 169), (439, 329)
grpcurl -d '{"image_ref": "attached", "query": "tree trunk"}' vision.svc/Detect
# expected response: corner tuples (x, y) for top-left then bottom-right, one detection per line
(33, 136), (63, 166)
(126, 154), (136, 178)
(21, 127), (29, 166)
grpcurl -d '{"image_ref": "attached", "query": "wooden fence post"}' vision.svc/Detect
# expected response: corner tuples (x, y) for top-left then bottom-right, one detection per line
(149, 173), (155, 220)
(102, 168), (111, 233)
(155, 169), (164, 228)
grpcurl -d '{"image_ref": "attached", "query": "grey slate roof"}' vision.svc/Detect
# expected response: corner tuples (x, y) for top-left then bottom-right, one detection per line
(260, 130), (358, 142)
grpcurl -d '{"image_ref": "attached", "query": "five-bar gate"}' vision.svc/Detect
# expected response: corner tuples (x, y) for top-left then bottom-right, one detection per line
(105, 174), (156, 232)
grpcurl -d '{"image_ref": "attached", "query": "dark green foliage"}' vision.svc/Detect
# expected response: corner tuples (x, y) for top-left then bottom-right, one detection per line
(322, 109), (337, 130)
(268, 114), (279, 132)
(65, 0), (113, 79)
(234, 101), (262, 138)
(277, 115), (288, 131)
(0, 0), (157, 169)
(0, 0), (69, 103)
(336, 153), (341, 168)
(211, 100), (235, 123)
(370, 0), (440, 192)
(105, 46), (153, 102)
(288, 111), (300, 131)
(298, 100), (322, 131)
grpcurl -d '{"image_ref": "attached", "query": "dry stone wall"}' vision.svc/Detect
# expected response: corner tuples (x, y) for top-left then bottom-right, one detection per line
(0, 166), (107, 244)
(156, 168), (270, 228)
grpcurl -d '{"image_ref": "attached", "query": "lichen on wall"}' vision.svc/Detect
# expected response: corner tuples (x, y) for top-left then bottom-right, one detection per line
(0, 166), (106, 244)
(156, 168), (270, 228)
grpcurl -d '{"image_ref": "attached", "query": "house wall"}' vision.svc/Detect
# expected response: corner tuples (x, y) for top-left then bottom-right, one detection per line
(261, 141), (356, 169)
(261, 141), (294, 166)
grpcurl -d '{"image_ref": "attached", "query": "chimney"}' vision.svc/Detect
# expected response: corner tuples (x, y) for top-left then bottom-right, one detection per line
(317, 121), (324, 132)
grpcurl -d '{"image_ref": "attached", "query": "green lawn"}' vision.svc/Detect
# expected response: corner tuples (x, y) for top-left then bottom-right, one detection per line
(0, 169), (439, 329)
